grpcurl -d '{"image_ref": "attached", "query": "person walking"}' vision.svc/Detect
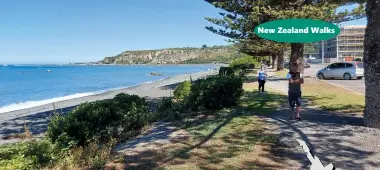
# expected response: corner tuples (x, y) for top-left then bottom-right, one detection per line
(286, 71), (304, 120)
(257, 67), (267, 94)
(261, 61), (266, 71)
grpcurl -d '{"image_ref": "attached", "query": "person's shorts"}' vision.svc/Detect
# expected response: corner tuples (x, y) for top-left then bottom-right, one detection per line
(288, 93), (302, 108)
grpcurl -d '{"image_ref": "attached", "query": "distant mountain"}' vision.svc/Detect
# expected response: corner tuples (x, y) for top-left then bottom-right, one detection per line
(99, 46), (242, 65)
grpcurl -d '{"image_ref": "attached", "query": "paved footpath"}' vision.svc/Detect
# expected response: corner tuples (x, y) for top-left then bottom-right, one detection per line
(262, 70), (380, 170)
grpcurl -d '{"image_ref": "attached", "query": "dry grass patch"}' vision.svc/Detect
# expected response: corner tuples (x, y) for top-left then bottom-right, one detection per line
(108, 84), (291, 170)
(115, 113), (284, 170)
(302, 78), (365, 113)
(2, 123), (33, 140)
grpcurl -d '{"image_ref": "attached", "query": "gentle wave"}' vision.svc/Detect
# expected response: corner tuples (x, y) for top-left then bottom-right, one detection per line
(0, 92), (98, 114)
(0, 80), (158, 114)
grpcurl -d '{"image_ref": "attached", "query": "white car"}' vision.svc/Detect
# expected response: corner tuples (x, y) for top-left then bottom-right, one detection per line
(316, 62), (364, 80)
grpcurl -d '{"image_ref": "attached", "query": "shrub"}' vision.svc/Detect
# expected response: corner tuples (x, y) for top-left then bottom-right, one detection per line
(219, 67), (234, 76)
(173, 81), (191, 99)
(69, 141), (113, 170)
(157, 98), (187, 121)
(46, 93), (149, 147)
(230, 56), (260, 70)
(0, 139), (61, 170)
(187, 75), (244, 110)
(354, 58), (362, 61)
(157, 97), (174, 116)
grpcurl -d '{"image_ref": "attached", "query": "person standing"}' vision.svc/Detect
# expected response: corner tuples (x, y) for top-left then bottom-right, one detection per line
(257, 67), (267, 94)
(261, 61), (267, 71)
(286, 71), (304, 120)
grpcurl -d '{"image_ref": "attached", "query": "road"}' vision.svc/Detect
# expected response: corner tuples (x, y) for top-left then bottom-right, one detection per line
(304, 64), (365, 94)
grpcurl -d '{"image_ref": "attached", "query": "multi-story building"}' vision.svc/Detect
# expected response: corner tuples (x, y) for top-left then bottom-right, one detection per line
(317, 25), (365, 63)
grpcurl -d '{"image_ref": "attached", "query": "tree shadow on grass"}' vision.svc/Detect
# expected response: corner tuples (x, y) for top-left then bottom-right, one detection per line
(117, 106), (289, 170)
(0, 106), (76, 142)
(304, 95), (364, 114)
(246, 90), (380, 169)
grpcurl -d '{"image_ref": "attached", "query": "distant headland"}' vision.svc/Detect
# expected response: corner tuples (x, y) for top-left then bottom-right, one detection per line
(74, 45), (242, 65)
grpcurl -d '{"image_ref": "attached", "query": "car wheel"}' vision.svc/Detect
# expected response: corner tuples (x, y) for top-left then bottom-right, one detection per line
(357, 76), (363, 80)
(318, 73), (324, 80)
(343, 73), (351, 80)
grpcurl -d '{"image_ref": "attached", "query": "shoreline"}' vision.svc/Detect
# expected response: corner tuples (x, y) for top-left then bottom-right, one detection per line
(0, 70), (217, 120)
(0, 70), (218, 144)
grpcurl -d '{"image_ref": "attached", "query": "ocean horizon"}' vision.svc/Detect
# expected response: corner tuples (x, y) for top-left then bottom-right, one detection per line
(0, 64), (219, 113)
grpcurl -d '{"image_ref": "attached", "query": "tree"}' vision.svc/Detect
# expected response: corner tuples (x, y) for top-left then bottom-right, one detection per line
(202, 44), (208, 48)
(205, 0), (365, 73)
(205, 0), (287, 71)
(363, 0), (380, 128)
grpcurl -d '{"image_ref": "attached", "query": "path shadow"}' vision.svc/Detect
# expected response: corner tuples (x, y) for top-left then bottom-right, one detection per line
(0, 106), (77, 140)
(118, 107), (287, 170)
(245, 91), (380, 169)
(115, 122), (176, 151)
(159, 82), (181, 91)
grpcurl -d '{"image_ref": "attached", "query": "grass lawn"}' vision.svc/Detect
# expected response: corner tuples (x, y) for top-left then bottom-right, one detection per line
(109, 83), (289, 170)
(274, 69), (289, 78)
(302, 78), (365, 113)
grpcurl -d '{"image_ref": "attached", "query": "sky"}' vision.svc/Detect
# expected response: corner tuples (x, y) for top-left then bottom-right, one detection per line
(0, 1), (367, 64)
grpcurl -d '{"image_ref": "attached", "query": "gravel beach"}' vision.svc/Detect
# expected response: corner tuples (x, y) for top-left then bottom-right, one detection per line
(0, 70), (218, 145)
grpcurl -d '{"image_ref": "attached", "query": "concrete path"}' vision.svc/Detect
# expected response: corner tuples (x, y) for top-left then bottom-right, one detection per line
(263, 70), (380, 170)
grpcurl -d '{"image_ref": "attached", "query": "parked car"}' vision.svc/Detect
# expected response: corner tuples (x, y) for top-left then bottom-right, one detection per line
(316, 61), (364, 80)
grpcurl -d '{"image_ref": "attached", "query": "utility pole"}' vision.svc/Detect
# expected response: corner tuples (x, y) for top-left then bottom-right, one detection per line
(336, 36), (339, 62)
(321, 41), (324, 64)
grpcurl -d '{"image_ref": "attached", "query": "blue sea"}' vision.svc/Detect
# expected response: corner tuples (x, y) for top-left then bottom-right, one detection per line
(0, 64), (219, 113)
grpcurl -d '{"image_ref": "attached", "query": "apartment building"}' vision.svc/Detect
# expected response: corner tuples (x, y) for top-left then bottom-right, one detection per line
(317, 25), (365, 63)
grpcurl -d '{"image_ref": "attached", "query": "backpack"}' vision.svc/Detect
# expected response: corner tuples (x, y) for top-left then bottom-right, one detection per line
(258, 71), (266, 80)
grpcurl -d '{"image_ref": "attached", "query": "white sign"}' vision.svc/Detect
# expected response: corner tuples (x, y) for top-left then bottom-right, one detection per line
(297, 139), (335, 170)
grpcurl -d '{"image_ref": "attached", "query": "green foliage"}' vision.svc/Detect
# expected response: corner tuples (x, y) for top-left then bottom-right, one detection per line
(230, 55), (260, 70)
(0, 139), (61, 170)
(184, 55), (233, 64)
(187, 76), (244, 110)
(157, 98), (187, 121)
(219, 67), (235, 76)
(68, 141), (113, 170)
(205, 0), (365, 71)
(46, 93), (149, 147)
(355, 58), (362, 61)
(158, 97), (174, 114)
(304, 42), (319, 53)
(173, 81), (191, 99)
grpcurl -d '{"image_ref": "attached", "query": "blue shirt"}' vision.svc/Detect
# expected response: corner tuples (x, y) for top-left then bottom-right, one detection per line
(258, 71), (266, 81)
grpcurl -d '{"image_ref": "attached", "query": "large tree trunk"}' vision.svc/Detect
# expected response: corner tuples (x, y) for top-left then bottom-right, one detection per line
(271, 54), (278, 70)
(290, 43), (304, 73)
(277, 50), (285, 71)
(363, 0), (380, 128)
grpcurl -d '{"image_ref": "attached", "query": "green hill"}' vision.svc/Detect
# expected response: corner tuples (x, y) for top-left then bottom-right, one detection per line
(99, 46), (243, 64)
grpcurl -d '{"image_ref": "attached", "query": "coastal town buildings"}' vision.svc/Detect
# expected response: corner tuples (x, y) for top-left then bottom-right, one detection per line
(316, 25), (365, 63)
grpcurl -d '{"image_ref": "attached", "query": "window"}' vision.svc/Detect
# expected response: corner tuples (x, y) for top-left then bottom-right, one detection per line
(329, 63), (337, 69)
(346, 63), (354, 68)
(336, 63), (346, 69)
